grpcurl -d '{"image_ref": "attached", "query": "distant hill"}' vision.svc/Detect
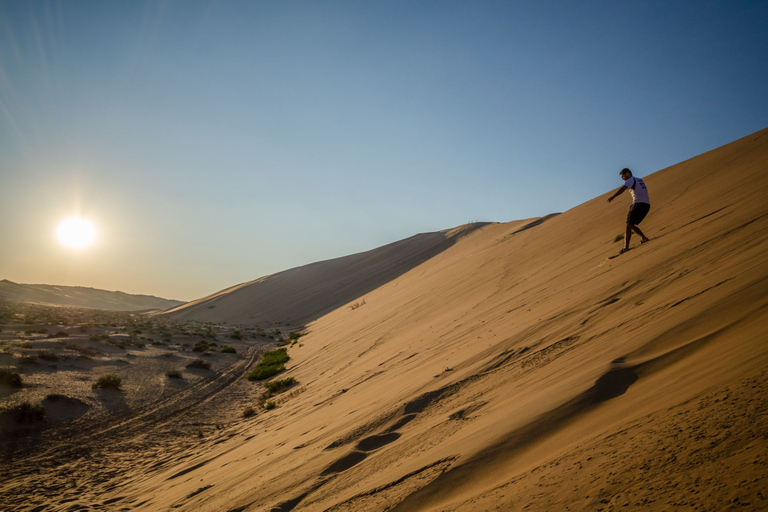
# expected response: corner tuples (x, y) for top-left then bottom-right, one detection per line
(0, 280), (185, 311)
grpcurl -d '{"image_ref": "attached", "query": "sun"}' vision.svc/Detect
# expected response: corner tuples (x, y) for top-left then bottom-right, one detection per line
(56, 217), (97, 250)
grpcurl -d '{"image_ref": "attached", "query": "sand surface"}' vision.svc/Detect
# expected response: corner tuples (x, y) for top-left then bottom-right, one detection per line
(1, 128), (767, 511)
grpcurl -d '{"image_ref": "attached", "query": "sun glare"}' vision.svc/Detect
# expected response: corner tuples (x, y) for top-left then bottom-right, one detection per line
(56, 217), (97, 250)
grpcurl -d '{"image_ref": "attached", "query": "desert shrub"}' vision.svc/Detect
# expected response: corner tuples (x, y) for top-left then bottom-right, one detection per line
(288, 331), (305, 341)
(166, 370), (183, 379)
(186, 359), (211, 370)
(65, 343), (97, 357)
(247, 348), (289, 381)
(92, 374), (122, 390)
(0, 368), (22, 387)
(242, 406), (255, 418)
(112, 339), (131, 349)
(38, 351), (59, 361)
(220, 346), (237, 354)
(2, 401), (46, 422)
(18, 354), (38, 364)
(263, 401), (276, 410)
(613, 234), (625, 243)
(266, 377), (296, 394)
(192, 340), (209, 352)
(89, 334), (101, 342)
(48, 331), (69, 338)
(230, 330), (243, 340)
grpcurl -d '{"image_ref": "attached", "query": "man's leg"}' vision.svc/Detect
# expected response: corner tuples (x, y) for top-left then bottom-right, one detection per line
(624, 223), (633, 250)
(631, 225), (650, 243)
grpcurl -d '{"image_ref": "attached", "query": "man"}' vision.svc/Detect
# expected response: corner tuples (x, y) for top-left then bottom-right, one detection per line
(607, 167), (651, 253)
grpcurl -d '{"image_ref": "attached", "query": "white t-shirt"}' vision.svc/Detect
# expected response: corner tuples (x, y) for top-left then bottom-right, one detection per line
(624, 177), (650, 204)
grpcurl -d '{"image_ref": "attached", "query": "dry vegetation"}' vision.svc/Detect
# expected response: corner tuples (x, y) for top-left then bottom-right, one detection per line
(0, 301), (303, 459)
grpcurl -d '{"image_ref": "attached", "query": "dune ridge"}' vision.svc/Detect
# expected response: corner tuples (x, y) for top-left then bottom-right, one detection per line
(0, 280), (184, 311)
(161, 222), (496, 326)
(2, 127), (767, 511)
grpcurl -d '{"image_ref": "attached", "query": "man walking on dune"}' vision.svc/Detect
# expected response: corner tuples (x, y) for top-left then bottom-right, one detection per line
(608, 167), (651, 254)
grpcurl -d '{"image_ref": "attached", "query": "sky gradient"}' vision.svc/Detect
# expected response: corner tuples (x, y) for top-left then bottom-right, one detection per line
(2, 0), (767, 301)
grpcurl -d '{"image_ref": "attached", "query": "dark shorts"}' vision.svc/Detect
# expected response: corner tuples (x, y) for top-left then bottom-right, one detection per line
(627, 202), (650, 225)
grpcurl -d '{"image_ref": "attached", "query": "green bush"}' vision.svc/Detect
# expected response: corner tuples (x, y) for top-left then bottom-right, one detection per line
(192, 340), (209, 352)
(220, 346), (237, 354)
(247, 348), (289, 381)
(0, 368), (22, 387)
(230, 330), (243, 340)
(613, 234), (625, 243)
(263, 401), (276, 410)
(92, 374), (122, 390)
(266, 377), (296, 394)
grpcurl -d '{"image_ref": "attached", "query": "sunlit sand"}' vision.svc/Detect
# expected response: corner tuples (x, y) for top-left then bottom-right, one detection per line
(2, 128), (767, 511)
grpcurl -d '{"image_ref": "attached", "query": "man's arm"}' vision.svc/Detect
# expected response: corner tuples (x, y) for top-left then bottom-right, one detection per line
(607, 186), (627, 203)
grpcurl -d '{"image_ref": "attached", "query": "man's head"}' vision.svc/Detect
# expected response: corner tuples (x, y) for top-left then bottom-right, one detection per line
(620, 168), (633, 180)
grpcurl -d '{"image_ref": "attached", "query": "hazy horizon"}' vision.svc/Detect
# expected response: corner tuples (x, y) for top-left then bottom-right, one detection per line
(2, 0), (767, 301)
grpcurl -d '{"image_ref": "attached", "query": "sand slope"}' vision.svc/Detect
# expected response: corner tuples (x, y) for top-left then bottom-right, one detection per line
(161, 223), (493, 326)
(3, 127), (768, 511)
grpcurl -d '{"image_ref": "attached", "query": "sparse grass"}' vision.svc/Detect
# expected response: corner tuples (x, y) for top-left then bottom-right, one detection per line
(92, 374), (122, 390)
(186, 359), (211, 370)
(2, 401), (46, 422)
(266, 377), (296, 394)
(0, 368), (22, 387)
(242, 406), (255, 418)
(220, 346), (237, 354)
(613, 234), (625, 243)
(230, 330), (243, 340)
(247, 348), (289, 381)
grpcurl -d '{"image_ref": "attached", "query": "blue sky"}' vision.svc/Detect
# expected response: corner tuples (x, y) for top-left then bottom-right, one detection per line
(1, 0), (767, 301)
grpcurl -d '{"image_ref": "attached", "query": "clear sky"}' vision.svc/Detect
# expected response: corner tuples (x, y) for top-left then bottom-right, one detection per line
(1, 0), (767, 301)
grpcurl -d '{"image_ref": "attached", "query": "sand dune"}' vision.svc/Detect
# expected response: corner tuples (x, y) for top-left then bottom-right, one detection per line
(2, 127), (767, 511)
(0, 280), (184, 311)
(161, 223), (494, 326)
